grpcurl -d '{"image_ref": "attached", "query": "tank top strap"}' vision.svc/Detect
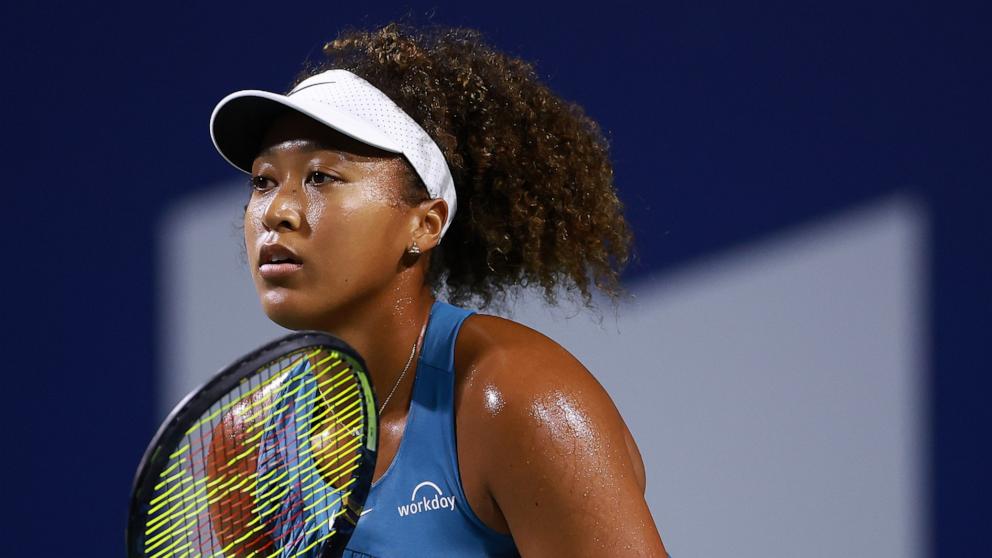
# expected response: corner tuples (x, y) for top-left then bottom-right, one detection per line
(394, 299), (475, 456)
(418, 299), (475, 372)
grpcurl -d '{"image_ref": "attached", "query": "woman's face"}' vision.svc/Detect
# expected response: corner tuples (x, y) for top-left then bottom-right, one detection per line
(244, 112), (418, 330)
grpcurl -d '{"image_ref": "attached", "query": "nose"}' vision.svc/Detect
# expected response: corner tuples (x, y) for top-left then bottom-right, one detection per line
(261, 180), (304, 232)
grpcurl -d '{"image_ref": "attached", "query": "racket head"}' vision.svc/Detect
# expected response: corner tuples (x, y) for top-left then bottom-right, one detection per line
(127, 331), (378, 558)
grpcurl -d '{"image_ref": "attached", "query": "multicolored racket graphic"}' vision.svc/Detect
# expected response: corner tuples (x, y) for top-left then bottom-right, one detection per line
(128, 332), (378, 558)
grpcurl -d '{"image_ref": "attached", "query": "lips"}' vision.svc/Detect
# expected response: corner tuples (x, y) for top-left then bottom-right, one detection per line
(258, 243), (303, 280)
(259, 243), (301, 266)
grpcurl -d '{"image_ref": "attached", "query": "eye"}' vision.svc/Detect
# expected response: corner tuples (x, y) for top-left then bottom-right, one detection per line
(249, 175), (276, 192)
(306, 171), (340, 186)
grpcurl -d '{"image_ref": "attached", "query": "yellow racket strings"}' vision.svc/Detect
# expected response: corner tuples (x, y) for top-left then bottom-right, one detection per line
(141, 348), (367, 558)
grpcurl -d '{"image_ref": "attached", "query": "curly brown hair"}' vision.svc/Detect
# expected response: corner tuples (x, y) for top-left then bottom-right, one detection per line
(294, 23), (633, 311)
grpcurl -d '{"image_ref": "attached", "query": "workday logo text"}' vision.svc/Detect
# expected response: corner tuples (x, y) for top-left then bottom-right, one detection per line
(397, 481), (457, 517)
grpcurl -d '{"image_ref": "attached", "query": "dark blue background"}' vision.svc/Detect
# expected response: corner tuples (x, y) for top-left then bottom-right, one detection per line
(3, 2), (988, 555)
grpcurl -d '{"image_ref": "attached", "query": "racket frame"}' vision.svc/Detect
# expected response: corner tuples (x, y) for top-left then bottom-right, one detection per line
(127, 331), (378, 558)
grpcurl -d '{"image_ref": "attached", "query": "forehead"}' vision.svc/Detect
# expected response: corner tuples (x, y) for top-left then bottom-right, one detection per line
(255, 111), (398, 163)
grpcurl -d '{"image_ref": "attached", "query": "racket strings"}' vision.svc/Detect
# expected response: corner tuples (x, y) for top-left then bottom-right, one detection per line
(139, 347), (370, 558)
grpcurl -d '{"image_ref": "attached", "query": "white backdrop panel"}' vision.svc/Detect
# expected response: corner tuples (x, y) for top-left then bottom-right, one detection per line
(159, 188), (926, 558)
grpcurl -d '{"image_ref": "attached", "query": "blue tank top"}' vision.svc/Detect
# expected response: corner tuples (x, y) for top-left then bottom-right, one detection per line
(343, 300), (520, 557)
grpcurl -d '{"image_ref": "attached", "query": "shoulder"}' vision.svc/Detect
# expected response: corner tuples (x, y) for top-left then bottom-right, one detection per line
(453, 312), (644, 486)
(451, 312), (663, 554)
(454, 312), (605, 410)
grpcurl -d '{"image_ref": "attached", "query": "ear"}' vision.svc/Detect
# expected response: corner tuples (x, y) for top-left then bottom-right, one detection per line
(410, 198), (448, 251)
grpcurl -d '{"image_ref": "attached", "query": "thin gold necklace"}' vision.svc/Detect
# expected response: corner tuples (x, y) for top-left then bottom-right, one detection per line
(377, 312), (429, 415)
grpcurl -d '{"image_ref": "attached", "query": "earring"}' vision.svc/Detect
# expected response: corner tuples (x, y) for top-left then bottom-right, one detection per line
(406, 241), (421, 256)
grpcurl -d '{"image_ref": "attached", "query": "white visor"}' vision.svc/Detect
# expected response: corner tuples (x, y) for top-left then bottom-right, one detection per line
(210, 69), (457, 237)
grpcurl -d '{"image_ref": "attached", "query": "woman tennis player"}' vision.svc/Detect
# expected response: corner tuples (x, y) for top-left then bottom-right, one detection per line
(209, 23), (668, 557)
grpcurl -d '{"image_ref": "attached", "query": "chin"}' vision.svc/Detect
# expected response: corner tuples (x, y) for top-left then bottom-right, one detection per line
(259, 290), (323, 331)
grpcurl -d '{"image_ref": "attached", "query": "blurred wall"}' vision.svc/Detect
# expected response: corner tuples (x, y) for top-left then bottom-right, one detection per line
(161, 188), (926, 557)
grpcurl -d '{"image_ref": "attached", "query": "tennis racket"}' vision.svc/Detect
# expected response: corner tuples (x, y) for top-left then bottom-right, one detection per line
(127, 331), (378, 558)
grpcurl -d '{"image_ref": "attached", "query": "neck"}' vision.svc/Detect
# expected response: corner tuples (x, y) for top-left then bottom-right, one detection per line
(316, 279), (435, 417)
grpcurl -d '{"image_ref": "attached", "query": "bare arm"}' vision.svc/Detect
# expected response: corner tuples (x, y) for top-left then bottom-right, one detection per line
(470, 332), (667, 557)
